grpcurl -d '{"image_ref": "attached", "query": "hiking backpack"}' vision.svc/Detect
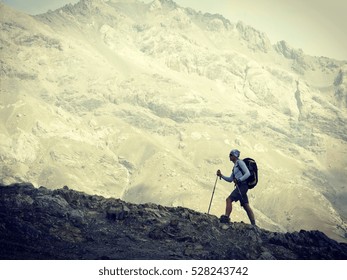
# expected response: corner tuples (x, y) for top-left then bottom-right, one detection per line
(240, 158), (258, 189)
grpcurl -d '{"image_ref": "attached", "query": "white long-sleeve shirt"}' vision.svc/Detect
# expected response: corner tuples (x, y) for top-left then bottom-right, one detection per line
(221, 159), (250, 183)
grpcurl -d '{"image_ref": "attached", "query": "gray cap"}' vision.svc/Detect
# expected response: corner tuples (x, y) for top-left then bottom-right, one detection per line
(229, 149), (240, 158)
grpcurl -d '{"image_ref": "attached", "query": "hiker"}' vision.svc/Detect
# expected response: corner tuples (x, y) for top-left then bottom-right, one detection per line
(217, 149), (256, 225)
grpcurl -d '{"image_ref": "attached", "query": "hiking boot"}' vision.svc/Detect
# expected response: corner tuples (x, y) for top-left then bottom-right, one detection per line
(219, 215), (230, 223)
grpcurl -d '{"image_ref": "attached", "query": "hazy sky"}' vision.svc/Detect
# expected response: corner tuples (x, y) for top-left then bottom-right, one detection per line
(2, 0), (347, 60)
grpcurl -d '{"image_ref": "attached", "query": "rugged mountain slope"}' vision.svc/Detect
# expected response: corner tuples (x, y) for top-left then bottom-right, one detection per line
(1, 183), (346, 260)
(0, 0), (346, 242)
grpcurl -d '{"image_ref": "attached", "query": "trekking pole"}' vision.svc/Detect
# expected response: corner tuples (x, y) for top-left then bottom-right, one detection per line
(207, 175), (218, 214)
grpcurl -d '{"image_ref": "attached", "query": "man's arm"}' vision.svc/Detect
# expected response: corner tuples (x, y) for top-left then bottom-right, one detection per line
(217, 169), (234, 182)
(238, 160), (250, 182)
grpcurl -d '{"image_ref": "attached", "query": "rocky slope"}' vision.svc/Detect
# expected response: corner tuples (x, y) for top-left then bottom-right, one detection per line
(1, 0), (347, 243)
(0, 183), (346, 260)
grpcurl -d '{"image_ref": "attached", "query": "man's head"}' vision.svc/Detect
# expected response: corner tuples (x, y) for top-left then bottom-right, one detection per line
(229, 149), (240, 162)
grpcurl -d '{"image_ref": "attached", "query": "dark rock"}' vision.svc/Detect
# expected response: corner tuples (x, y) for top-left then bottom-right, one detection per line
(0, 183), (346, 260)
(106, 204), (129, 221)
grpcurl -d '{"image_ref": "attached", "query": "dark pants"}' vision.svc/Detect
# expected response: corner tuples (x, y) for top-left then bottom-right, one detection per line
(229, 181), (249, 206)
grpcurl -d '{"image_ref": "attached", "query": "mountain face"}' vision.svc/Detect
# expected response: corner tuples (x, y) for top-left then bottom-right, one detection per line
(0, 0), (346, 243)
(1, 183), (346, 260)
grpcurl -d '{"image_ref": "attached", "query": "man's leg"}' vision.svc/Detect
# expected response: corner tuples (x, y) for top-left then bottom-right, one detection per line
(243, 203), (256, 225)
(225, 197), (232, 217)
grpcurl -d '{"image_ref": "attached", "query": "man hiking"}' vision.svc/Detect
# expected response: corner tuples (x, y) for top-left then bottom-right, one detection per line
(217, 149), (256, 225)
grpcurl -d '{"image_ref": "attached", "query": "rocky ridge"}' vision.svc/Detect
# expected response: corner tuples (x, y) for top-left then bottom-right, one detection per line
(0, 183), (346, 260)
